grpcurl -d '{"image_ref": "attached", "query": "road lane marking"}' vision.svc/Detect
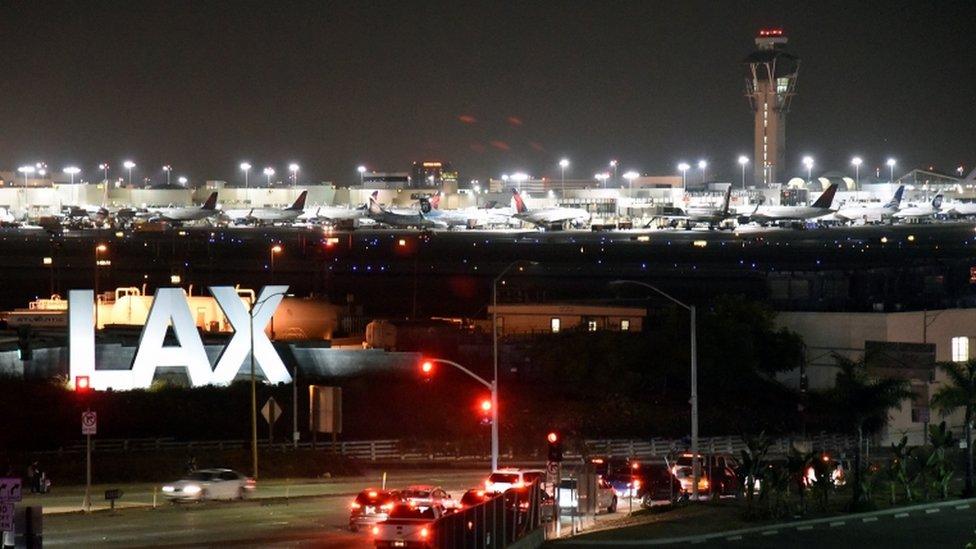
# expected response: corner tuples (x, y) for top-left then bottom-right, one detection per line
(862, 517), (878, 523)
(797, 525), (814, 531)
(956, 504), (970, 510)
(925, 508), (940, 514)
(895, 512), (909, 518)
(829, 521), (846, 527)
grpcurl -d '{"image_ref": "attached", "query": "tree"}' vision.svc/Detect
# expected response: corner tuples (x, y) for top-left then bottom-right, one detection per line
(931, 359), (976, 497)
(829, 353), (914, 510)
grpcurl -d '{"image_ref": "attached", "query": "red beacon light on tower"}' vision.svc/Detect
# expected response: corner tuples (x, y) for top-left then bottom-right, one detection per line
(758, 28), (784, 37)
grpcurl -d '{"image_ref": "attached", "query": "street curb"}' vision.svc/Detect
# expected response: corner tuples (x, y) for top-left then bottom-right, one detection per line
(38, 490), (365, 516)
(556, 496), (976, 545)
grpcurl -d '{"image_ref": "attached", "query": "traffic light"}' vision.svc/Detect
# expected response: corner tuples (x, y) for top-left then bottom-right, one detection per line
(547, 431), (563, 463)
(75, 375), (91, 394)
(420, 360), (434, 381)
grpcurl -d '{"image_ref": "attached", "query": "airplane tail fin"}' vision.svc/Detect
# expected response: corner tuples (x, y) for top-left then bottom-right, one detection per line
(811, 184), (838, 209)
(933, 193), (944, 210)
(885, 185), (905, 209)
(721, 185), (732, 216)
(510, 189), (527, 213)
(368, 191), (384, 214)
(288, 190), (308, 211)
(201, 192), (218, 210)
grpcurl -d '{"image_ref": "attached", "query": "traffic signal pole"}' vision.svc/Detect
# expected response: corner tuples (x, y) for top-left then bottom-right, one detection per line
(424, 358), (497, 469)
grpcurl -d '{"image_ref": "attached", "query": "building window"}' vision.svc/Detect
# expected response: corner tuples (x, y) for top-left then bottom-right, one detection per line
(550, 318), (560, 334)
(620, 319), (631, 331)
(952, 336), (969, 362)
(587, 320), (597, 332)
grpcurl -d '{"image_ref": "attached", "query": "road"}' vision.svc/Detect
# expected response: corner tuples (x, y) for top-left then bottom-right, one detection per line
(27, 469), (489, 547)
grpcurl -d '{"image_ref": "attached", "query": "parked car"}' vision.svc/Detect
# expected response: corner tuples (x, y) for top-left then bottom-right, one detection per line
(671, 453), (740, 497)
(371, 503), (444, 548)
(399, 485), (460, 512)
(556, 478), (617, 513)
(504, 486), (555, 523)
(350, 489), (401, 532)
(484, 468), (545, 493)
(161, 468), (254, 502)
(634, 462), (683, 507)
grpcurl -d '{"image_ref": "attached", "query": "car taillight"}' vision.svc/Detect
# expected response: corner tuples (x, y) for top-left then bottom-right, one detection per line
(350, 502), (361, 509)
(368, 490), (378, 498)
(420, 527), (429, 539)
(371, 526), (380, 536)
(380, 502), (394, 511)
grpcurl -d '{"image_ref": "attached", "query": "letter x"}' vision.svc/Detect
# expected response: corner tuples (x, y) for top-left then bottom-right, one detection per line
(210, 285), (292, 385)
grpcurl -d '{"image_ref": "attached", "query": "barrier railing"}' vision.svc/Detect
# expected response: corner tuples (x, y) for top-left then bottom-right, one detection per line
(584, 433), (858, 459)
(431, 481), (544, 548)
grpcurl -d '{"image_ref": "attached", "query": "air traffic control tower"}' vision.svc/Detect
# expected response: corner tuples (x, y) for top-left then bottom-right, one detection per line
(745, 29), (800, 186)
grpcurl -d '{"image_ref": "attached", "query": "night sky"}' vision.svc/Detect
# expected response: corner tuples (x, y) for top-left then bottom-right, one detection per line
(1, 0), (973, 185)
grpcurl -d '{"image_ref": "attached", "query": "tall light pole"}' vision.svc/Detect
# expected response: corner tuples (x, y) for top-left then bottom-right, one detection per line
(492, 260), (534, 471)
(99, 163), (109, 183)
(623, 171), (639, 193)
(738, 156), (749, 190)
(609, 160), (618, 185)
(17, 165), (35, 189)
(886, 158), (896, 183)
(63, 166), (80, 185)
(802, 156), (814, 184)
(263, 167), (275, 187)
(178, 176), (188, 187)
(357, 165), (366, 185)
(851, 156), (863, 192)
(289, 163), (300, 187)
(240, 162), (252, 189)
(163, 165), (172, 186)
(610, 279), (699, 501)
(123, 160), (136, 185)
(698, 160), (708, 184)
(594, 172), (609, 189)
(559, 158), (569, 195)
(677, 163), (690, 192)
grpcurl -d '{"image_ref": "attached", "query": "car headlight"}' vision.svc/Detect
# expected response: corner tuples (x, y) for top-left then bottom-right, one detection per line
(162, 486), (175, 493)
(183, 485), (202, 495)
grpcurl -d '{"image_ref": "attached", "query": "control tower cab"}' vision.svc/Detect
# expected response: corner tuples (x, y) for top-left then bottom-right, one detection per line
(745, 29), (800, 186)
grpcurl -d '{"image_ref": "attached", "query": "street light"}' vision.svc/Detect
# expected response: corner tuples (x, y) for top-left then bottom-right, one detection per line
(240, 162), (252, 189)
(886, 158), (897, 183)
(609, 159), (618, 184)
(491, 260), (536, 471)
(511, 172), (529, 190)
(594, 172), (609, 188)
(98, 163), (109, 183)
(423, 357), (498, 467)
(851, 156), (863, 188)
(357, 165), (366, 184)
(17, 166), (35, 189)
(123, 160), (136, 185)
(63, 166), (81, 185)
(802, 156), (814, 184)
(248, 289), (291, 479)
(623, 171), (639, 193)
(677, 163), (690, 191)
(288, 163), (300, 187)
(738, 156), (749, 190)
(609, 279), (699, 501)
(697, 160), (708, 184)
(263, 167), (275, 187)
(163, 165), (172, 186)
(559, 158), (570, 194)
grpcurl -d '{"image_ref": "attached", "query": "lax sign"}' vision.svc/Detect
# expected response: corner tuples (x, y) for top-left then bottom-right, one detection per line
(69, 286), (291, 390)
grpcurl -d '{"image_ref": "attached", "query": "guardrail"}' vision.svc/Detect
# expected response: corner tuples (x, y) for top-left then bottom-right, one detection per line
(584, 433), (858, 458)
(45, 438), (404, 461)
(432, 480), (544, 548)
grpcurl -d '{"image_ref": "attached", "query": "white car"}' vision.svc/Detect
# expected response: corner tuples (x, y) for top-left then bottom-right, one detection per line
(371, 503), (443, 548)
(398, 485), (460, 512)
(557, 478), (617, 513)
(161, 468), (254, 502)
(484, 468), (545, 493)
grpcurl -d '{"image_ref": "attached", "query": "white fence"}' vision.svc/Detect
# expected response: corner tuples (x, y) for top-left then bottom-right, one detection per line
(584, 433), (857, 459)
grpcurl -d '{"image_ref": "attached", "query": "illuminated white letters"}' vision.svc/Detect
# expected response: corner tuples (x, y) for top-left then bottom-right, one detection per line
(68, 286), (292, 390)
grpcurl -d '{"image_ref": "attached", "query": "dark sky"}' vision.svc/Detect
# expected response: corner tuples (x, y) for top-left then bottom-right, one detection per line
(1, 0), (974, 185)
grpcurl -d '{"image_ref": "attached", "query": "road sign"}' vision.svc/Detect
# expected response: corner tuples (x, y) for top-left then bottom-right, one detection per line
(82, 411), (97, 435)
(0, 502), (13, 532)
(0, 479), (21, 503)
(261, 397), (282, 424)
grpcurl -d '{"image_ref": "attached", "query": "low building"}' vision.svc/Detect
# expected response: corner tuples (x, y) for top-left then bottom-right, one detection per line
(775, 309), (974, 445)
(485, 303), (645, 336)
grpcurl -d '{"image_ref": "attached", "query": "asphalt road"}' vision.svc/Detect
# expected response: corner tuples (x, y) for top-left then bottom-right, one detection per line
(32, 469), (488, 547)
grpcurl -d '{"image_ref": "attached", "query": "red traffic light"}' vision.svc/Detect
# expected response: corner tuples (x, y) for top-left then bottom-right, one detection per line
(75, 375), (91, 392)
(421, 361), (434, 375)
(547, 432), (559, 444)
(480, 399), (492, 413)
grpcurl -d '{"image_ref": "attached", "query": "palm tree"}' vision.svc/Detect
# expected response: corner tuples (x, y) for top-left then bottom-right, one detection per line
(931, 359), (976, 497)
(830, 353), (914, 510)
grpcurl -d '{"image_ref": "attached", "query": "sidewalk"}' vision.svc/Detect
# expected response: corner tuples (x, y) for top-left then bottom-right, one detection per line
(19, 468), (487, 514)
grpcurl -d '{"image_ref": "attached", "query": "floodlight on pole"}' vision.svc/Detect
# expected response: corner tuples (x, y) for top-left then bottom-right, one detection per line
(886, 158), (896, 183)
(177, 176), (188, 186)
(98, 163), (109, 183)
(738, 156), (750, 190)
(677, 163), (690, 191)
(697, 160), (708, 184)
(17, 166), (35, 189)
(263, 167), (275, 186)
(559, 158), (569, 194)
(123, 160), (136, 184)
(357, 165), (366, 184)
(802, 156), (814, 183)
(288, 163), (300, 187)
(63, 166), (81, 185)
(623, 170), (639, 192)
(851, 156), (863, 187)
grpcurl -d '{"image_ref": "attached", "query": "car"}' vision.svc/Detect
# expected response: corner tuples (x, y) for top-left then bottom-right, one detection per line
(161, 468), (254, 502)
(590, 456), (643, 498)
(399, 485), (460, 512)
(634, 462), (683, 507)
(556, 477), (617, 513)
(371, 503), (443, 548)
(670, 453), (740, 497)
(459, 488), (496, 509)
(484, 468), (545, 493)
(504, 485), (555, 523)
(350, 488), (401, 532)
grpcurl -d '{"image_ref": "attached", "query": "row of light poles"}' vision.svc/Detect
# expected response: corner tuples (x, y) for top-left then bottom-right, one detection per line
(676, 155), (900, 189)
(240, 163), (302, 188)
(16, 161), (194, 187)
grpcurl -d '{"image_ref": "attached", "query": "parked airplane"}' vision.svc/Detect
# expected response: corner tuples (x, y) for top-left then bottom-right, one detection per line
(225, 191), (308, 225)
(423, 194), (515, 228)
(748, 184), (838, 224)
(834, 185), (905, 223)
(367, 191), (442, 228)
(146, 192), (219, 223)
(299, 203), (370, 225)
(660, 185), (734, 229)
(510, 189), (590, 229)
(942, 200), (976, 217)
(893, 194), (944, 221)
